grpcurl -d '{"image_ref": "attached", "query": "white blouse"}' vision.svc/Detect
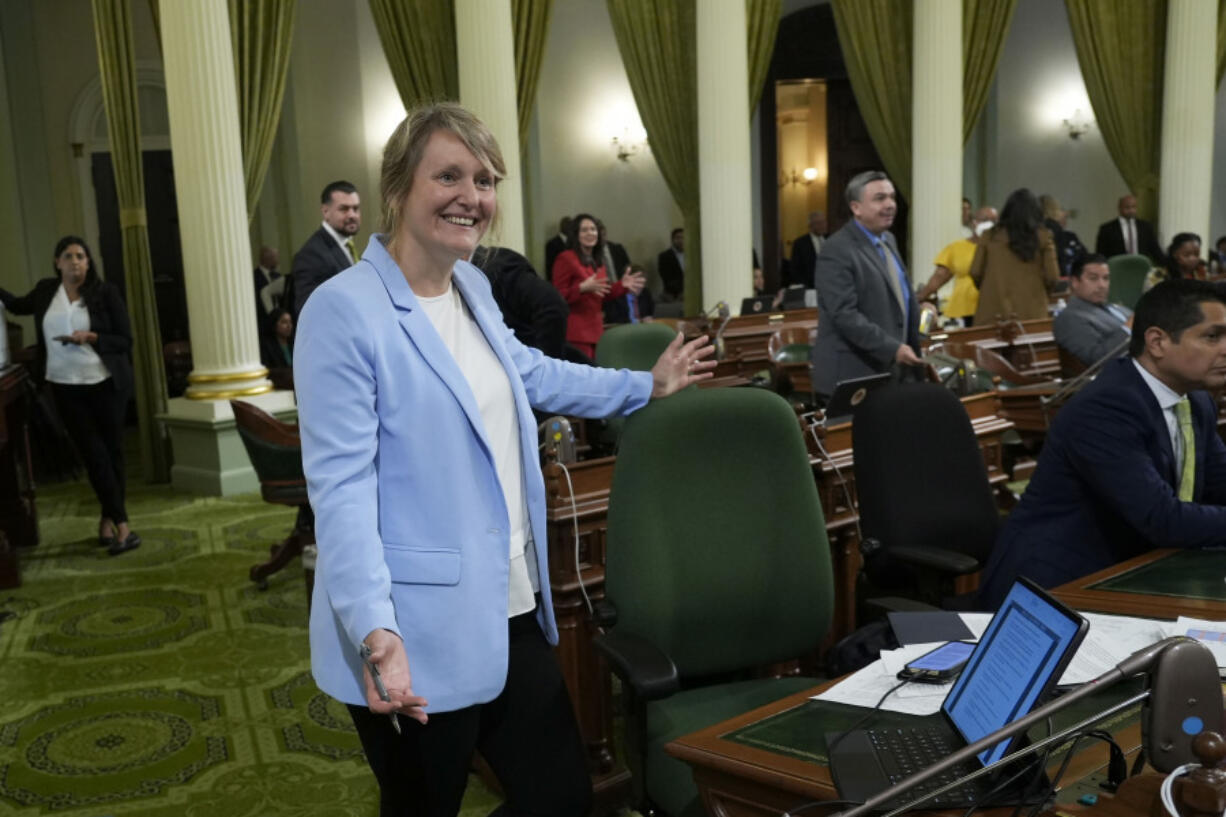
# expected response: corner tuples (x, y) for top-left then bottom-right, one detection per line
(416, 283), (539, 617)
(42, 285), (110, 386)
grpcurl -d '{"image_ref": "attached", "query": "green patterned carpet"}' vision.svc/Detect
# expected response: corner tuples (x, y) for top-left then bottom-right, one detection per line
(0, 475), (503, 816)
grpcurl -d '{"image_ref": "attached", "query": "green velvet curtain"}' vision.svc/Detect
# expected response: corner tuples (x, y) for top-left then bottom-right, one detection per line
(1217, 0), (1226, 84)
(512, 0), (553, 149)
(747, 0), (782, 112)
(830, 0), (913, 199)
(92, 0), (169, 483)
(229, 0), (297, 221)
(608, 0), (702, 314)
(1065, 0), (1165, 222)
(963, 0), (1017, 143)
(368, 0), (458, 109)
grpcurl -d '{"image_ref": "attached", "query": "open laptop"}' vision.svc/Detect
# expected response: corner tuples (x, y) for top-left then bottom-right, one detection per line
(740, 295), (775, 316)
(822, 372), (892, 424)
(828, 578), (1088, 810)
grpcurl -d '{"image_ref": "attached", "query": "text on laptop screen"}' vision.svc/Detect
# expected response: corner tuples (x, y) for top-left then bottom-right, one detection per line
(942, 581), (1084, 767)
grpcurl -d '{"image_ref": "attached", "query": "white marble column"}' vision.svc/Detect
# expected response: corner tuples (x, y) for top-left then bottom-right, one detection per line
(159, 0), (293, 495)
(455, 0), (526, 254)
(697, 0), (753, 312)
(1158, 0), (1216, 249)
(160, 0), (270, 401)
(911, 0), (962, 291)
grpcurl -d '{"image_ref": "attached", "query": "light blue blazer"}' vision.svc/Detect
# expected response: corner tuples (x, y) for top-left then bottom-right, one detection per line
(294, 236), (652, 712)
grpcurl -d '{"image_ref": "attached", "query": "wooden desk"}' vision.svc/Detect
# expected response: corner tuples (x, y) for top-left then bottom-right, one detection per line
(1051, 549), (1226, 621)
(667, 678), (1142, 817)
(541, 456), (630, 806)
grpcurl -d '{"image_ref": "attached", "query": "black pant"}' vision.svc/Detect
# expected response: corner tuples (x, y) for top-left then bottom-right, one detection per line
(347, 610), (592, 817)
(51, 381), (128, 524)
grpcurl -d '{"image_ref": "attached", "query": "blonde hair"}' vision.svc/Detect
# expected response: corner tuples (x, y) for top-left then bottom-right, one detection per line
(379, 102), (507, 236)
(1038, 194), (1062, 221)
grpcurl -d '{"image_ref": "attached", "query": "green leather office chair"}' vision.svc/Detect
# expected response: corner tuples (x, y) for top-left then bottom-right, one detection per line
(595, 387), (834, 816)
(594, 322), (679, 452)
(594, 321), (677, 370)
(1107, 253), (1152, 310)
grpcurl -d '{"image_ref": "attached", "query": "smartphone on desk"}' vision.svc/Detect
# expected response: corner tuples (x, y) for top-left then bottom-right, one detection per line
(896, 640), (975, 683)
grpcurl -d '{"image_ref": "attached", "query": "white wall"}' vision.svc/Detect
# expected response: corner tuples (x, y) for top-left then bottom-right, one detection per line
(529, 0), (681, 279)
(974, 0), (1128, 243)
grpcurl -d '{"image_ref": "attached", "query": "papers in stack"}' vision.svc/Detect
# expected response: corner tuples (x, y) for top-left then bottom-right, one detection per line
(1163, 616), (1226, 669)
(813, 611), (1171, 716)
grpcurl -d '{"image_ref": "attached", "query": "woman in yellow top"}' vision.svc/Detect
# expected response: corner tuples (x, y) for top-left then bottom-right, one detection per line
(916, 206), (996, 327)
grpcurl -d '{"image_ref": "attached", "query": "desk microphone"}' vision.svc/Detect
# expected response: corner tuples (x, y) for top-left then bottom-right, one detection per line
(709, 301), (731, 359)
(827, 637), (1219, 817)
(538, 416), (576, 464)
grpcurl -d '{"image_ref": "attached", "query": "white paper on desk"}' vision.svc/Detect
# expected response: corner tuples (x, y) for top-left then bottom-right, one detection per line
(958, 613), (994, 640)
(1059, 612), (1168, 685)
(1163, 617), (1226, 669)
(813, 643), (950, 715)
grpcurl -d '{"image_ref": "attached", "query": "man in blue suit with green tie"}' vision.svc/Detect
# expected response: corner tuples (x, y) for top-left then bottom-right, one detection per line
(980, 279), (1226, 608)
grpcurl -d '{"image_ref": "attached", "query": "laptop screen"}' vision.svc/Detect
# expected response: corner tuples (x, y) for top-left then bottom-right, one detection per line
(942, 579), (1087, 767)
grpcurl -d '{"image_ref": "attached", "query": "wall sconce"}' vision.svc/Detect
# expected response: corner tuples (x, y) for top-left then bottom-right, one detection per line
(1062, 108), (1093, 139)
(778, 166), (819, 188)
(612, 127), (648, 161)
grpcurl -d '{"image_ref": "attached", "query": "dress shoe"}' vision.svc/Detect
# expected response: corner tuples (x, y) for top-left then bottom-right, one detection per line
(107, 533), (141, 556)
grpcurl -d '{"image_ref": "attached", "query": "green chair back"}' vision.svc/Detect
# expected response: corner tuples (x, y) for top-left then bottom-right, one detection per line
(595, 322), (677, 371)
(1107, 253), (1151, 310)
(606, 387), (834, 678)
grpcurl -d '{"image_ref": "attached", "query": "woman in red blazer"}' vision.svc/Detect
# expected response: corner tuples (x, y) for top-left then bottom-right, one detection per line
(550, 213), (644, 357)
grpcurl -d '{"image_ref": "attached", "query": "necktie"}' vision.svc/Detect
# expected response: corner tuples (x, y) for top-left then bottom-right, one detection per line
(1126, 220), (1136, 255)
(627, 293), (639, 323)
(345, 238), (358, 265)
(1175, 397), (1195, 501)
(1105, 304), (1128, 324)
(879, 240), (909, 333)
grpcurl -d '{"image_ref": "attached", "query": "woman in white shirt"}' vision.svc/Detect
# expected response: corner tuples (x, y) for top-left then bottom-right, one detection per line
(0, 236), (139, 555)
(295, 103), (714, 816)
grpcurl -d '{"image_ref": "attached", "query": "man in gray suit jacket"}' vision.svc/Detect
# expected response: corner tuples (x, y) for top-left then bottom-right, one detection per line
(811, 171), (922, 398)
(1053, 253), (1133, 367)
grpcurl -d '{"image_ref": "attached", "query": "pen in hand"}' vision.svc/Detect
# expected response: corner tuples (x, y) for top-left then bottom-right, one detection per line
(359, 643), (402, 734)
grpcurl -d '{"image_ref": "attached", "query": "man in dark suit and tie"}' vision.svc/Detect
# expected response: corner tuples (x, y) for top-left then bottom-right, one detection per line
(656, 227), (685, 301)
(1094, 194), (1164, 264)
(788, 210), (827, 288)
(544, 216), (570, 281)
(1053, 254), (1133, 367)
(290, 180), (361, 317)
(810, 171), (922, 399)
(979, 279), (1226, 608)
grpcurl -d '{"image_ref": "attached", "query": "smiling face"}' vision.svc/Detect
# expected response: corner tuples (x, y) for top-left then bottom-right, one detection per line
(576, 218), (599, 253)
(397, 129), (496, 268)
(849, 179), (897, 235)
(55, 243), (90, 289)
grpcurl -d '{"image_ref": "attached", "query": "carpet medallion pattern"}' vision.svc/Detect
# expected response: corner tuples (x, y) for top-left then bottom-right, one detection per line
(0, 476), (502, 816)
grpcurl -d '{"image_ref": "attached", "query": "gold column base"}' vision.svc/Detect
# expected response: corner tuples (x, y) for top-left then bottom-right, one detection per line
(185, 383), (273, 401)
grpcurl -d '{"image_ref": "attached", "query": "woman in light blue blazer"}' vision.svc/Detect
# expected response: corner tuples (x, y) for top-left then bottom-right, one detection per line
(294, 103), (714, 816)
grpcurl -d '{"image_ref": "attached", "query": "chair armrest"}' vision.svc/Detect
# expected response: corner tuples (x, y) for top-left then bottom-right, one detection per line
(888, 545), (980, 576)
(865, 596), (942, 613)
(593, 630), (680, 702)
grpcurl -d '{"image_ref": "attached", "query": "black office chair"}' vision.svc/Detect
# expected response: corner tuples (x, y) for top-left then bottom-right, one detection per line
(852, 383), (999, 610)
(594, 387), (834, 816)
